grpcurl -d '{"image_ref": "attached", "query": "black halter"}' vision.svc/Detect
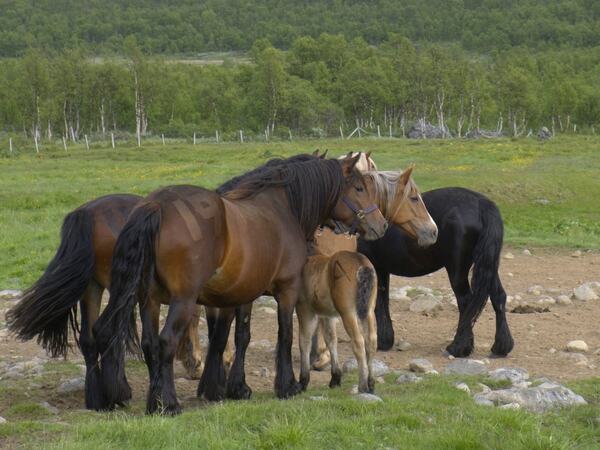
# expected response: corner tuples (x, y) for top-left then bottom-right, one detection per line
(342, 196), (379, 234)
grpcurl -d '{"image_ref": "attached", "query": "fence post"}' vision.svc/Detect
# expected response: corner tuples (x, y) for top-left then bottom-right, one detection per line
(62, 136), (67, 152)
(265, 129), (269, 142)
(288, 129), (293, 141)
(239, 130), (244, 143)
(193, 132), (196, 145)
(9, 137), (13, 154)
(389, 125), (392, 138)
(161, 134), (165, 145)
(34, 135), (39, 153)
(339, 126), (344, 139)
(111, 132), (115, 149)
(137, 130), (141, 148)
(215, 130), (219, 143)
(85, 135), (89, 150)
(377, 125), (381, 138)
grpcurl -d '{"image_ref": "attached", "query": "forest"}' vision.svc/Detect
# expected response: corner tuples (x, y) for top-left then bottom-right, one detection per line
(1, 1), (600, 140)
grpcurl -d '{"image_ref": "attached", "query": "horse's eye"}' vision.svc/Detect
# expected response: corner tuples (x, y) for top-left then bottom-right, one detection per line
(410, 197), (419, 203)
(355, 185), (364, 192)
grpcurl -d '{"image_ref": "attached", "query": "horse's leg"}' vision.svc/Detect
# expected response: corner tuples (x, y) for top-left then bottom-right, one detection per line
(322, 318), (341, 388)
(374, 269), (394, 350)
(140, 298), (161, 413)
(274, 281), (302, 399)
(80, 280), (108, 410)
(226, 304), (253, 400)
(339, 312), (370, 393)
(147, 297), (196, 415)
(296, 302), (318, 391)
(446, 264), (476, 357)
(197, 306), (235, 402)
(490, 275), (514, 356)
(175, 305), (204, 379)
(364, 306), (377, 393)
(310, 320), (330, 371)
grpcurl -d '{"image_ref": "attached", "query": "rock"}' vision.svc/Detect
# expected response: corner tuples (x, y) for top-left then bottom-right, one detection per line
(350, 385), (359, 394)
(475, 383), (587, 413)
(372, 360), (390, 377)
(0, 290), (22, 300)
(39, 401), (59, 415)
(571, 250), (582, 258)
(556, 295), (572, 306)
(504, 252), (514, 260)
(559, 351), (588, 365)
(527, 285), (544, 296)
(255, 296), (277, 307)
(57, 377), (85, 394)
(259, 367), (271, 378)
(444, 359), (487, 376)
(566, 340), (589, 353)
(507, 272), (514, 277)
(0, 416), (6, 424)
(389, 286), (411, 300)
(409, 358), (434, 373)
(510, 304), (550, 314)
(343, 358), (358, 373)
(355, 393), (383, 403)
(477, 383), (492, 394)
(473, 395), (494, 406)
(395, 340), (412, 351)
(249, 339), (273, 350)
(488, 368), (529, 386)
(514, 294), (522, 301)
(537, 127), (552, 140)
(465, 129), (503, 139)
(309, 395), (327, 401)
(396, 373), (422, 384)
(537, 296), (556, 306)
(409, 294), (442, 313)
(375, 376), (385, 384)
(573, 283), (599, 301)
(549, 348), (557, 354)
(499, 403), (522, 410)
(257, 306), (276, 315)
(535, 198), (550, 205)
(522, 249), (532, 256)
(0, 357), (46, 379)
(455, 382), (471, 394)
(407, 120), (451, 139)
(395, 297), (411, 311)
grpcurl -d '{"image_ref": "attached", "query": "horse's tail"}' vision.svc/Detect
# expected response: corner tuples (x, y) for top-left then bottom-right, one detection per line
(6, 208), (95, 358)
(93, 202), (161, 407)
(461, 197), (504, 327)
(356, 265), (376, 321)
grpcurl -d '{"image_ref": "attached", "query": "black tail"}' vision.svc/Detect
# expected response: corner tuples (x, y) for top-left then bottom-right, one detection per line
(356, 266), (375, 320)
(6, 208), (95, 358)
(460, 198), (503, 327)
(93, 202), (161, 407)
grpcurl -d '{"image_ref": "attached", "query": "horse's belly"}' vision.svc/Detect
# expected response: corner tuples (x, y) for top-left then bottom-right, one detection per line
(200, 263), (275, 307)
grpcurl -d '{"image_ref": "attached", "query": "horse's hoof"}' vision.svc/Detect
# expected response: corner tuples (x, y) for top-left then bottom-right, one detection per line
(227, 383), (253, 400)
(311, 351), (331, 371)
(277, 381), (302, 399)
(162, 403), (182, 416)
(491, 338), (514, 357)
(446, 340), (474, 358)
(328, 373), (342, 389)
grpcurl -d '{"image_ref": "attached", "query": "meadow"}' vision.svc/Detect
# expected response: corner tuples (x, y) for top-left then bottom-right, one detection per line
(1, 135), (600, 448)
(1, 135), (600, 289)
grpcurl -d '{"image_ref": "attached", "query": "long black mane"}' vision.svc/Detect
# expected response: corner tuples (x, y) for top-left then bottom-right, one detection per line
(223, 154), (349, 239)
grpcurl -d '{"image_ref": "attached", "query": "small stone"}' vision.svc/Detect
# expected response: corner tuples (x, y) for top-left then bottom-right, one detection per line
(409, 294), (442, 313)
(537, 296), (556, 306)
(477, 383), (491, 394)
(559, 351), (588, 364)
(409, 358), (434, 373)
(371, 360), (390, 377)
(259, 367), (271, 378)
(508, 272), (514, 277)
(57, 377), (85, 394)
(506, 295), (514, 304)
(395, 340), (412, 351)
(0, 290), (22, 300)
(455, 382), (470, 394)
(256, 296), (277, 307)
(343, 358), (358, 373)
(396, 297), (411, 311)
(488, 368), (529, 385)
(444, 359), (487, 376)
(571, 250), (582, 258)
(549, 348), (557, 354)
(527, 285), (544, 296)
(499, 403), (522, 410)
(522, 249), (532, 256)
(473, 395), (494, 406)
(0, 416), (6, 424)
(573, 283), (599, 301)
(375, 376), (385, 384)
(556, 295), (572, 306)
(350, 385), (359, 394)
(39, 401), (59, 415)
(258, 306), (277, 315)
(355, 393), (382, 403)
(396, 373), (422, 384)
(249, 339), (273, 350)
(566, 340), (589, 353)
(447, 354), (455, 360)
(309, 395), (327, 401)
(514, 294), (522, 301)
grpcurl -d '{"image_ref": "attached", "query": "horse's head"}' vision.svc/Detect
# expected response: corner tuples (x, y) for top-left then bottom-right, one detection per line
(331, 153), (388, 241)
(371, 166), (438, 247)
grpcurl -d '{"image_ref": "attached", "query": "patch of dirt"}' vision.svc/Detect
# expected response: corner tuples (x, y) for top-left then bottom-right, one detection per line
(1, 246), (599, 413)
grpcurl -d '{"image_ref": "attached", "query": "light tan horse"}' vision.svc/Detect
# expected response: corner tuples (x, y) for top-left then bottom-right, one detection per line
(338, 151), (378, 172)
(297, 228), (377, 393)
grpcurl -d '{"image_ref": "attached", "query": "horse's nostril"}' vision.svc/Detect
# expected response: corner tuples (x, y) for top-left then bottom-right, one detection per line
(383, 222), (389, 231)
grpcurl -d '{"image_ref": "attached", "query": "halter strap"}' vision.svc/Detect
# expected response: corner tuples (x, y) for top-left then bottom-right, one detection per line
(342, 196), (379, 234)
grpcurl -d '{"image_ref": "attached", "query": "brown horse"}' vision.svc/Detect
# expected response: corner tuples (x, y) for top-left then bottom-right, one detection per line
(222, 164), (439, 399)
(5, 194), (207, 410)
(93, 153), (388, 414)
(297, 228), (377, 394)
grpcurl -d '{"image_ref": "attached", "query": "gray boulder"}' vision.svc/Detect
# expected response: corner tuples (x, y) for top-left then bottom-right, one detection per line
(407, 120), (451, 139)
(444, 359), (487, 376)
(355, 393), (383, 403)
(57, 377), (85, 394)
(409, 294), (442, 313)
(537, 127), (552, 140)
(488, 368), (529, 386)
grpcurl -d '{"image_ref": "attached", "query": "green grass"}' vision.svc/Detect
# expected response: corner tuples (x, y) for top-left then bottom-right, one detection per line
(0, 369), (598, 449)
(1, 135), (599, 289)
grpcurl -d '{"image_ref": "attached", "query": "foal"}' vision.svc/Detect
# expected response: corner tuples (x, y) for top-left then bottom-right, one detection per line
(297, 228), (377, 394)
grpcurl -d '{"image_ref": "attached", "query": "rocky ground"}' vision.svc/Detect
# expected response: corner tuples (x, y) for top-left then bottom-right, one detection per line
(0, 246), (599, 418)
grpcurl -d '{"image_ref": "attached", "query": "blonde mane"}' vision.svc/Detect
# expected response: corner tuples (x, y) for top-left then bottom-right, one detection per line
(364, 170), (415, 218)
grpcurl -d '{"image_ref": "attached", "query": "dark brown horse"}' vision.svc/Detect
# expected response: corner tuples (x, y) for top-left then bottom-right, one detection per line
(93, 154), (388, 414)
(5, 194), (207, 410)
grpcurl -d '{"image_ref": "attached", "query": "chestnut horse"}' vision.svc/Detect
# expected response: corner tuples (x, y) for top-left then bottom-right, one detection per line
(220, 165), (438, 400)
(93, 154), (388, 414)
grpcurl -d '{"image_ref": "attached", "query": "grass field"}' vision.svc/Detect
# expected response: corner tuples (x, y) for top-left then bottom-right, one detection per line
(1, 136), (600, 448)
(1, 135), (600, 289)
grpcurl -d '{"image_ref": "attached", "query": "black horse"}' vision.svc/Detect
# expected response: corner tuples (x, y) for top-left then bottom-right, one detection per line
(358, 187), (514, 357)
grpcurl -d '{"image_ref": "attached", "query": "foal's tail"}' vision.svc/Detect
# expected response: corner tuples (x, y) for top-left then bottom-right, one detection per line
(461, 197), (503, 327)
(6, 208), (95, 358)
(356, 265), (376, 320)
(93, 202), (161, 407)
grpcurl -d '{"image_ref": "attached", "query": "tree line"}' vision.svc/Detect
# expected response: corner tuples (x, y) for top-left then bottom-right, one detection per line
(1, 0), (600, 57)
(1, 35), (599, 142)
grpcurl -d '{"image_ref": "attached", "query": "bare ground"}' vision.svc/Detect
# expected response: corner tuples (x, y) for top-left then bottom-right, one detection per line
(1, 246), (599, 413)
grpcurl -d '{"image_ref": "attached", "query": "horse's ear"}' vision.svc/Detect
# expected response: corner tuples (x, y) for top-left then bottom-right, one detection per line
(312, 149), (320, 157)
(400, 165), (415, 185)
(365, 151), (374, 169)
(342, 152), (361, 176)
(320, 149), (328, 159)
